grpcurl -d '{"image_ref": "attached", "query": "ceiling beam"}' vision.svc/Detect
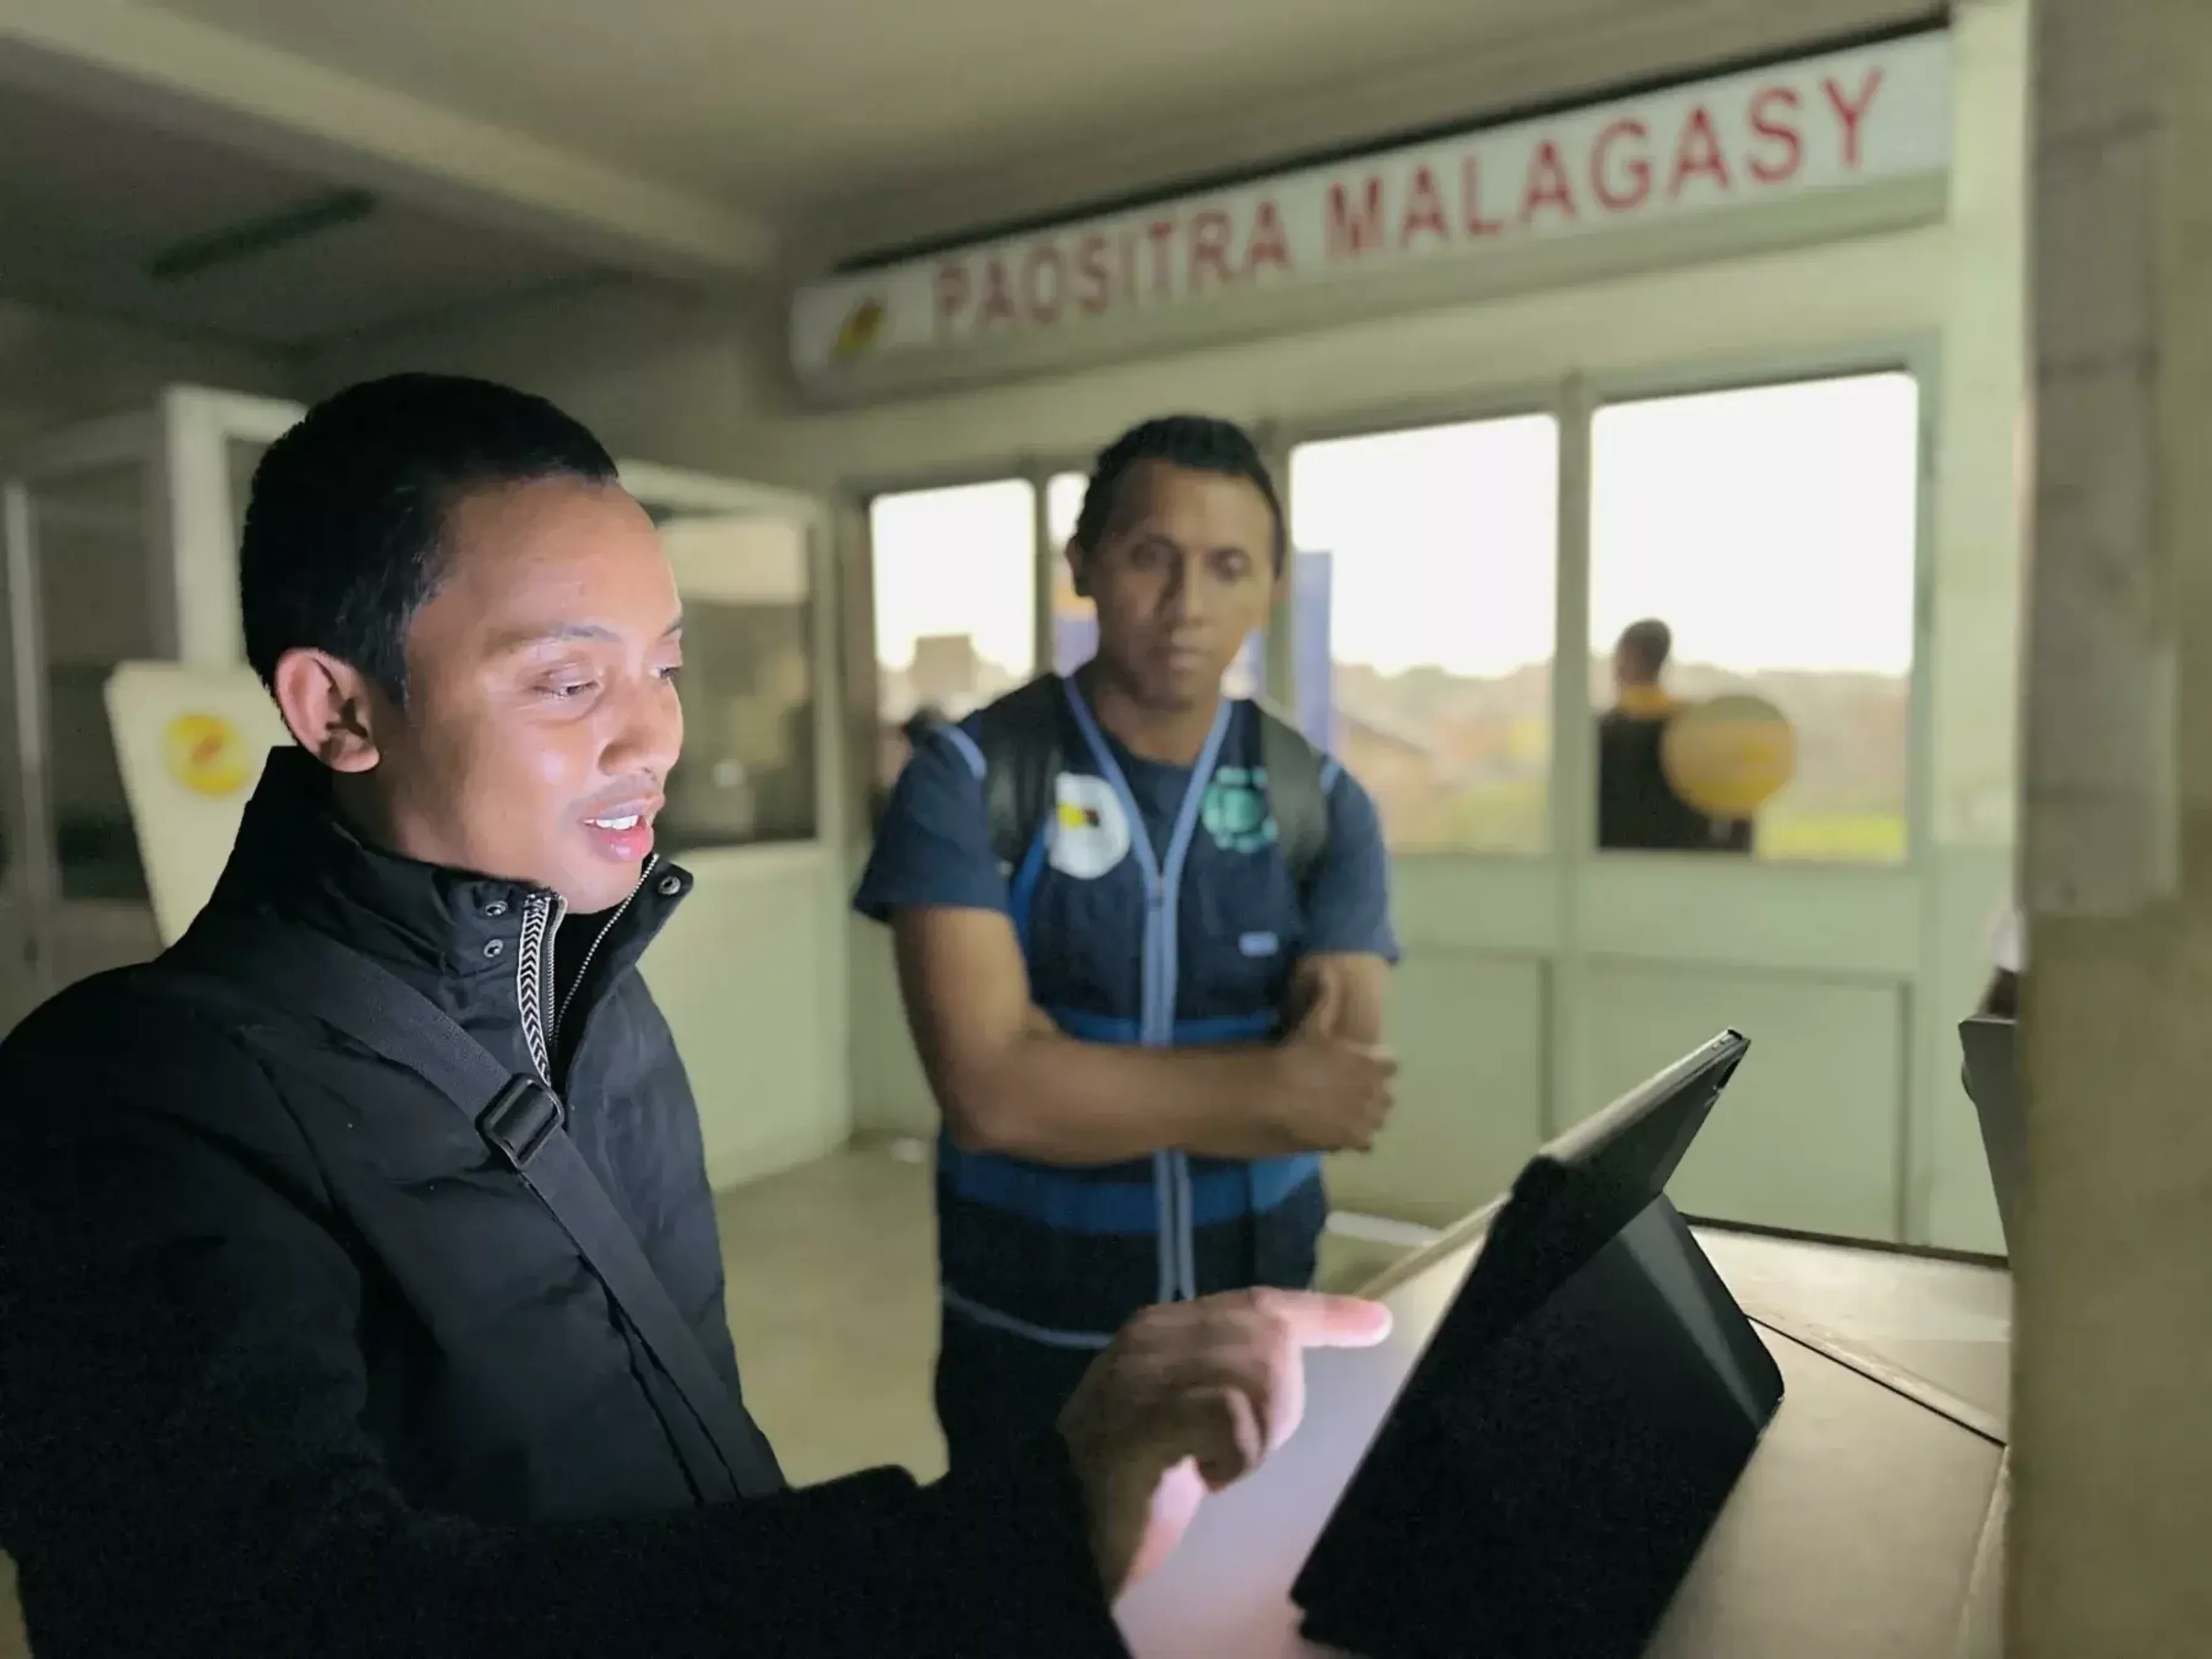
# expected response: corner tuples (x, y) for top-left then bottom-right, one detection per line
(0, 0), (776, 281)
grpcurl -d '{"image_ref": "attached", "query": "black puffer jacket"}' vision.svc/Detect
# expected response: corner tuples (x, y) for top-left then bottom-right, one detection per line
(0, 750), (1123, 1658)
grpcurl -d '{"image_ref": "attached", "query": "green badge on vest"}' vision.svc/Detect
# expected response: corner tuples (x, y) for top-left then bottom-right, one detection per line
(1203, 766), (1280, 854)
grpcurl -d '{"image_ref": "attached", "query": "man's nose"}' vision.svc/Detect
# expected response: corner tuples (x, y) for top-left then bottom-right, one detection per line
(606, 673), (683, 782)
(1162, 552), (1211, 623)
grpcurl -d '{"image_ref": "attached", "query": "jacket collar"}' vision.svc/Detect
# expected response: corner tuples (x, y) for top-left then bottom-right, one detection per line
(201, 748), (688, 1075)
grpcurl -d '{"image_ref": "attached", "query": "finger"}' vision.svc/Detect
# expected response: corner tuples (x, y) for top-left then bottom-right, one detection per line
(1251, 1289), (1396, 1350)
(1176, 1383), (1267, 1491)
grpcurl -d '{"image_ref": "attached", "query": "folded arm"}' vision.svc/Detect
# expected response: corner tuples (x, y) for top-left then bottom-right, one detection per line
(892, 906), (1313, 1165)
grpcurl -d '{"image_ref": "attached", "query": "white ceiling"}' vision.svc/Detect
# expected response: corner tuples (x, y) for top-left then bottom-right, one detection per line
(0, 0), (1943, 350)
(139, 0), (1941, 257)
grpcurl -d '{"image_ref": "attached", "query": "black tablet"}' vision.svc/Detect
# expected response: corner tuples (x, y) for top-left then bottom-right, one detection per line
(1291, 1031), (1782, 1659)
(1957, 1016), (2020, 1252)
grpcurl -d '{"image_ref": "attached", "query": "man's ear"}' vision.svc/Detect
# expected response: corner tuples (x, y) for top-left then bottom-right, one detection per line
(269, 648), (387, 774)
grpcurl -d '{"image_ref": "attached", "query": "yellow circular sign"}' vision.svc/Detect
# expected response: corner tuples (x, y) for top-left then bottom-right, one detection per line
(162, 712), (252, 797)
(1662, 694), (1797, 818)
(834, 297), (885, 361)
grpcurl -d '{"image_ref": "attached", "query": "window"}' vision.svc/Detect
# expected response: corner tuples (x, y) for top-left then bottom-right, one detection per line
(652, 509), (818, 849)
(32, 462), (160, 899)
(1047, 472), (1089, 676)
(1046, 469), (1262, 693)
(870, 480), (1037, 788)
(1290, 416), (1559, 855)
(1588, 373), (1918, 864)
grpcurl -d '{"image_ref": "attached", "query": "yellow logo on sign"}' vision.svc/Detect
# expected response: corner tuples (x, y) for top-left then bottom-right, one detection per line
(162, 712), (251, 797)
(1662, 694), (1797, 819)
(834, 298), (885, 360)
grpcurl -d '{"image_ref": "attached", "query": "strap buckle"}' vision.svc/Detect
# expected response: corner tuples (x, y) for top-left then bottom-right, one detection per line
(478, 1077), (563, 1171)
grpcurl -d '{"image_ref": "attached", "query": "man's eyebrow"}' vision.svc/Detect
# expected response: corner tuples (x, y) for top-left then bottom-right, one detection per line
(491, 614), (684, 653)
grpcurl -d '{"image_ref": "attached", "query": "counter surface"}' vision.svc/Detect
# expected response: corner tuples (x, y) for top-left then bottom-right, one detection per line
(1116, 1224), (2011, 1659)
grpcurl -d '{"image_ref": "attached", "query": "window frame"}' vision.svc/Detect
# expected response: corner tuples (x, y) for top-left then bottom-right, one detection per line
(617, 460), (840, 865)
(1575, 340), (1938, 873)
(1284, 403), (1568, 862)
(835, 334), (1940, 872)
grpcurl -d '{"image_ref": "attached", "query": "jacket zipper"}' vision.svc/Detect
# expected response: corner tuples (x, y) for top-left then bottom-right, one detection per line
(554, 854), (658, 1042)
(516, 854), (660, 1090)
(517, 891), (565, 1088)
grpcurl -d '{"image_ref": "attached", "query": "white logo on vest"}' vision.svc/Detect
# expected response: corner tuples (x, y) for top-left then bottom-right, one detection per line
(1047, 772), (1131, 880)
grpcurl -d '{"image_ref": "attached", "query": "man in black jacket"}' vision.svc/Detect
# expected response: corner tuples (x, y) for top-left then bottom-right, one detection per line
(0, 375), (1387, 1657)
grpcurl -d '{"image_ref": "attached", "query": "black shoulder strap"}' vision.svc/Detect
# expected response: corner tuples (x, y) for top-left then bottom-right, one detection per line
(171, 915), (784, 1502)
(1256, 702), (1332, 896)
(971, 673), (1067, 873)
(971, 678), (1335, 892)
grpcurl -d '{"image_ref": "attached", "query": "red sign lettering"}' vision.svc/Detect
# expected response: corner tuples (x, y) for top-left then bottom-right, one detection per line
(1747, 86), (1803, 184)
(1461, 156), (1503, 236)
(1247, 198), (1293, 275)
(1145, 219), (1177, 298)
(1022, 244), (1065, 323)
(1824, 69), (1883, 167)
(979, 258), (1016, 325)
(1075, 234), (1111, 315)
(933, 263), (969, 331)
(1592, 119), (1650, 211)
(1188, 209), (1236, 290)
(1669, 106), (1732, 197)
(1521, 140), (1577, 222)
(886, 43), (1930, 353)
(1400, 165), (1449, 247)
(1327, 176), (1387, 258)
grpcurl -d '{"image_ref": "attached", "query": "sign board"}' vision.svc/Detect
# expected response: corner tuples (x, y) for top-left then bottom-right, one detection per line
(793, 32), (1952, 392)
(107, 662), (289, 946)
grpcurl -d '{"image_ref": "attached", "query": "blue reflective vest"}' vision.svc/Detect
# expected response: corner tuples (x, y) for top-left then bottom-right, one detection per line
(935, 675), (1335, 1349)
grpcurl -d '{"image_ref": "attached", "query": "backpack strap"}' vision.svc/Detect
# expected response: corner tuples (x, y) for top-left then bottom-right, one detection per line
(1257, 702), (1333, 897)
(972, 676), (1335, 896)
(971, 673), (1067, 873)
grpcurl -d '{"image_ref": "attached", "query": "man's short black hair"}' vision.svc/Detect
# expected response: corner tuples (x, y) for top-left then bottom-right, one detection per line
(240, 373), (620, 702)
(1074, 415), (1286, 571)
(1617, 618), (1673, 681)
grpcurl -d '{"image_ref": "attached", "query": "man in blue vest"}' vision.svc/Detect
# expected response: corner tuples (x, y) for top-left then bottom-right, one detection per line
(858, 415), (1399, 1468)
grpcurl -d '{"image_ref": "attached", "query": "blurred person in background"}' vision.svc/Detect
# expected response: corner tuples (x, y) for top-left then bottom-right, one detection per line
(1597, 617), (1753, 854)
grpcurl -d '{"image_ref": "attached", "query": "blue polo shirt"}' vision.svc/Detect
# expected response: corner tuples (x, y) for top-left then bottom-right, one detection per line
(857, 684), (1397, 1345)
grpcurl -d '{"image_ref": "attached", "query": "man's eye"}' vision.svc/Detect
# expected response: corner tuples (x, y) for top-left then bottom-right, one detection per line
(546, 677), (599, 700)
(655, 663), (683, 683)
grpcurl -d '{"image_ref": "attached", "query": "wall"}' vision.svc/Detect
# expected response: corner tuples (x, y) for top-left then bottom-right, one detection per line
(752, 0), (2028, 1248)
(301, 277), (789, 473)
(0, 299), (296, 452)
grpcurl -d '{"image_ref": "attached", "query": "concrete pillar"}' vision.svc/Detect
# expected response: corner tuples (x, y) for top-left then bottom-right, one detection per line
(2012, 0), (2212, 1650)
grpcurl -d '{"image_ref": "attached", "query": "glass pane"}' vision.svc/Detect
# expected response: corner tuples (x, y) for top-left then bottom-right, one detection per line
(1291, 416), (1559, 855)
(33, 462), (154, 900)
(652, 510), (817, 849)
(870, 480), (1036, 789)
(1589, 373), (1918, 864)
(1047, 471), (1089, 676)
(1046, 468), (1263, 695)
